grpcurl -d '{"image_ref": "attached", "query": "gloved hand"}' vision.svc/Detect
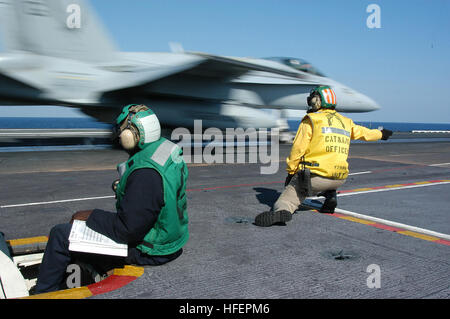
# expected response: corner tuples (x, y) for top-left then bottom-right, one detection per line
(285, 174), (294, 186)
(381, 129), (393, 140)
(111, 179), (119, 192)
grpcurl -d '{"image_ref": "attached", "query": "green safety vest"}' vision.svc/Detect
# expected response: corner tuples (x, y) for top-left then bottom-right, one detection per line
(115, 137), (189, 256)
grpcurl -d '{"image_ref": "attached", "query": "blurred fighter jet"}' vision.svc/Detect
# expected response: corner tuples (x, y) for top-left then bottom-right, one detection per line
(0, 0), (379, 129)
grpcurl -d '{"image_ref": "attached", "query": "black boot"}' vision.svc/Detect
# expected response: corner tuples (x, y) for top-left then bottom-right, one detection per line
(254, 210), (292, 227)
(318, 190), (337, 214)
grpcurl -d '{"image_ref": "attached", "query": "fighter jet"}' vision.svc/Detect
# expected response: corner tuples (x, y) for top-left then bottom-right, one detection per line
(0, 0), (380, 130)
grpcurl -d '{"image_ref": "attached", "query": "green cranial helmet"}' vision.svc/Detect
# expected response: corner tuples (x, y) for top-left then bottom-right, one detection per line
(307, 85), (337, 109)
(114, 104), (161, 150)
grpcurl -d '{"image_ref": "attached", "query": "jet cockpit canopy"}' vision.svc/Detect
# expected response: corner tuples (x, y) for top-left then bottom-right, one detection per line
(265, 57), (325, 77)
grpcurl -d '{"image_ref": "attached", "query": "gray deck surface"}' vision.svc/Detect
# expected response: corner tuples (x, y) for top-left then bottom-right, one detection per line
(1, 140), (449, 299)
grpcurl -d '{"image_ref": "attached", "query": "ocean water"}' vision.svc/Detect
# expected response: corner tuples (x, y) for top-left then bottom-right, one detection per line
(0, 117), (449, 152)
(1, 117), (450, 132)
(287, 120), (450, 132)
(0, 117), (111, 129)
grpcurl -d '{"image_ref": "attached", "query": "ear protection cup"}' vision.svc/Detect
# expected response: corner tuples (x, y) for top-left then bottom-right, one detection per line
(311, 95), (321, 109)
(307, 85), (336, 112)
(118, 107), (141, 150)
(120, 126), (139, 151)
(307, 93), (321, 113)
(115, 104), (161, 151)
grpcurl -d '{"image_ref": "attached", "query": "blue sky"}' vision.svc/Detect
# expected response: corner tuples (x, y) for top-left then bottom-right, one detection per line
(1, 0), (449, 123)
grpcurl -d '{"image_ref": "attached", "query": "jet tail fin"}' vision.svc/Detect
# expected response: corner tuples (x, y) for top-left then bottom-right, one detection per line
(0, 0), (117, 62)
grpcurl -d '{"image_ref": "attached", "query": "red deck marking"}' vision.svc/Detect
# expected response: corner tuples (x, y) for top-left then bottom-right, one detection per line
(21, 263), (144, 299)
(434, 239), (450, 246)
(87, 275), (138, 296)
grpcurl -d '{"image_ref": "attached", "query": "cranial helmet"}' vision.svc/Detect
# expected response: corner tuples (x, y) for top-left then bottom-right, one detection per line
(307, 85), (337, 112)
(114, 104), (161, 151)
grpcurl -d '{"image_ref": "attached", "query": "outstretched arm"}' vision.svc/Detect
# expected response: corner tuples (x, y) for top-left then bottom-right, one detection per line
(351, 122), (385, 141)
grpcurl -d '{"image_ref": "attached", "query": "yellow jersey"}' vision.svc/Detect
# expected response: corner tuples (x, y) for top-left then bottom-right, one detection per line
(286, 109), (382, 179)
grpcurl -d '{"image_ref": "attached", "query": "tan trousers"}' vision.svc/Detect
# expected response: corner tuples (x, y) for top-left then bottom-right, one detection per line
(273, 174), (346, 214)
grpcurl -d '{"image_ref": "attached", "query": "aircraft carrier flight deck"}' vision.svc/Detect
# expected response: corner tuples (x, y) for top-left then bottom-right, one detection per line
(1, 138), (449, 299)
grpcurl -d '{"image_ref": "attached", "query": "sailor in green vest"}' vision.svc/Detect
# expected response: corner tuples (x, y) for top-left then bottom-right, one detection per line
(254, 86), (392, 227)
(35, 104), (189, 293)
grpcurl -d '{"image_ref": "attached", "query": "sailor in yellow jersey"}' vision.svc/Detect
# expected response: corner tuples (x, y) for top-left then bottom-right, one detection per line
(255, 85), (392, 227)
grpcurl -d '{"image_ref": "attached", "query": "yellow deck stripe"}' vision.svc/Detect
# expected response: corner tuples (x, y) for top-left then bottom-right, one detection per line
(24, 287), (93, 299)
(7, 236), (48, 246)
(338, 216), (376, 225)
(113, 265), (144, 277)
(413, 181), (432, 185)
(333, 214), (444, 244)
(7, 235), (144, 299)
(20, 265), (145, 299)
(384, 184), (405, 188)
(349, 188), (374, 192)
(397, 231), (440, 242)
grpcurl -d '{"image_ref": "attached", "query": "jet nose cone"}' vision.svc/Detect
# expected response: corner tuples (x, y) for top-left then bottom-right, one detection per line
(361, 94), (380, 111)
(333, 85), (380, 112)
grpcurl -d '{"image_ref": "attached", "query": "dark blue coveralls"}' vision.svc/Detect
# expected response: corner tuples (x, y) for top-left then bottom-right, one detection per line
(34, 169), (182, 293)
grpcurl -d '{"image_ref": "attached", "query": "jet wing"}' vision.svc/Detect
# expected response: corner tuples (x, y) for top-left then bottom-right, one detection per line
(95, 53), (206, 93)
(103, 51), (318, 95)
(185, 52), (309, 79)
